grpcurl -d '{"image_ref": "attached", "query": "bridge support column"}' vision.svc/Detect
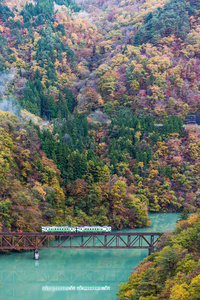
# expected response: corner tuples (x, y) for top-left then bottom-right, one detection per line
(34, 249), (39, 260)
(148, 247), (154, 256)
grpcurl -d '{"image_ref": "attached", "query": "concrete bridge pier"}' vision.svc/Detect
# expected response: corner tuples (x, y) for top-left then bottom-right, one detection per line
(34, 249), (39, 260)
(148, 247), (154, 256)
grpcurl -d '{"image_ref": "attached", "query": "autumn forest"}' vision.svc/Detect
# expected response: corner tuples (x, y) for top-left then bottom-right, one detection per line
(0, 0), (200, 297)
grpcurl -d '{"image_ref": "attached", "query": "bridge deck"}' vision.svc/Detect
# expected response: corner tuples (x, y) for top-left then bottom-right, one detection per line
(0, 232), (161, 236)
(0, 232), (162, 252)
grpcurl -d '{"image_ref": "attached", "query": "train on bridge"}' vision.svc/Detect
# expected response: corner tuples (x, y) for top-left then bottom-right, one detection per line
(41, 226), (112, 233)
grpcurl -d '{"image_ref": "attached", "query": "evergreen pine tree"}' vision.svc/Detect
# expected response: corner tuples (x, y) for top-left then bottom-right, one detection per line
(73, 151), (82, 180)
(34, 68), (41, 80)
(87, 149), (95, 161)
(36, 158), (44, 172)
(67, 155), (74, 182)
(82, 115), (89, 137)
(48, 93), (57, 119)
(79, 154), (87, 177)
(177, 208), (189, 222)
(41, 130), (55, 158)
(58, 91), (69, 119)
(64, 86), (75, 113)
(165, 165), (172, 179)
(146, 148), (152, 162)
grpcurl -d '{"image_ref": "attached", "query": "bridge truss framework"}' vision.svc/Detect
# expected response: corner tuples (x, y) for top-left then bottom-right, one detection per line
(0, 232), (161, 256)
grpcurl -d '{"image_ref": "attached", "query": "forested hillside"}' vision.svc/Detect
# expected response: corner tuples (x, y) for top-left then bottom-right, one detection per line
(117, 212), (200, 299)
(0, 0), (200, 231)
(0, 110), (65, 231)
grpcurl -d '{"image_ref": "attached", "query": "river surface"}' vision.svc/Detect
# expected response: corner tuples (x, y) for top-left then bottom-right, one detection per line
(0, 213), (179, 300)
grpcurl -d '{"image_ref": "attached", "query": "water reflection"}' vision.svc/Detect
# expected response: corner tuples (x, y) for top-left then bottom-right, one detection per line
(42, 285), (111, 291)
(0, 248), (148, 300)
(0, 264), (134, 284)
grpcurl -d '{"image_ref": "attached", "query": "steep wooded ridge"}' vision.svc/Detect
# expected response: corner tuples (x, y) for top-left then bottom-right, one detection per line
(117, 212), (200, 299)
(0, 0), (200, 231)
(0, 111), (65, 231)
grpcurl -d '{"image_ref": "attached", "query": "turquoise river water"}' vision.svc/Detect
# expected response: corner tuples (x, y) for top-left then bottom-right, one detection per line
(0, 213), (179, 300)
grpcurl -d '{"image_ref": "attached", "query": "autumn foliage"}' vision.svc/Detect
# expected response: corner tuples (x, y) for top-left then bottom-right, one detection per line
(117, 212), (200, 299)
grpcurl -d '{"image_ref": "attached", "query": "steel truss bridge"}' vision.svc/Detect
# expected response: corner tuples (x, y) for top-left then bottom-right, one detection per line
(0, 232), (162, 256)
